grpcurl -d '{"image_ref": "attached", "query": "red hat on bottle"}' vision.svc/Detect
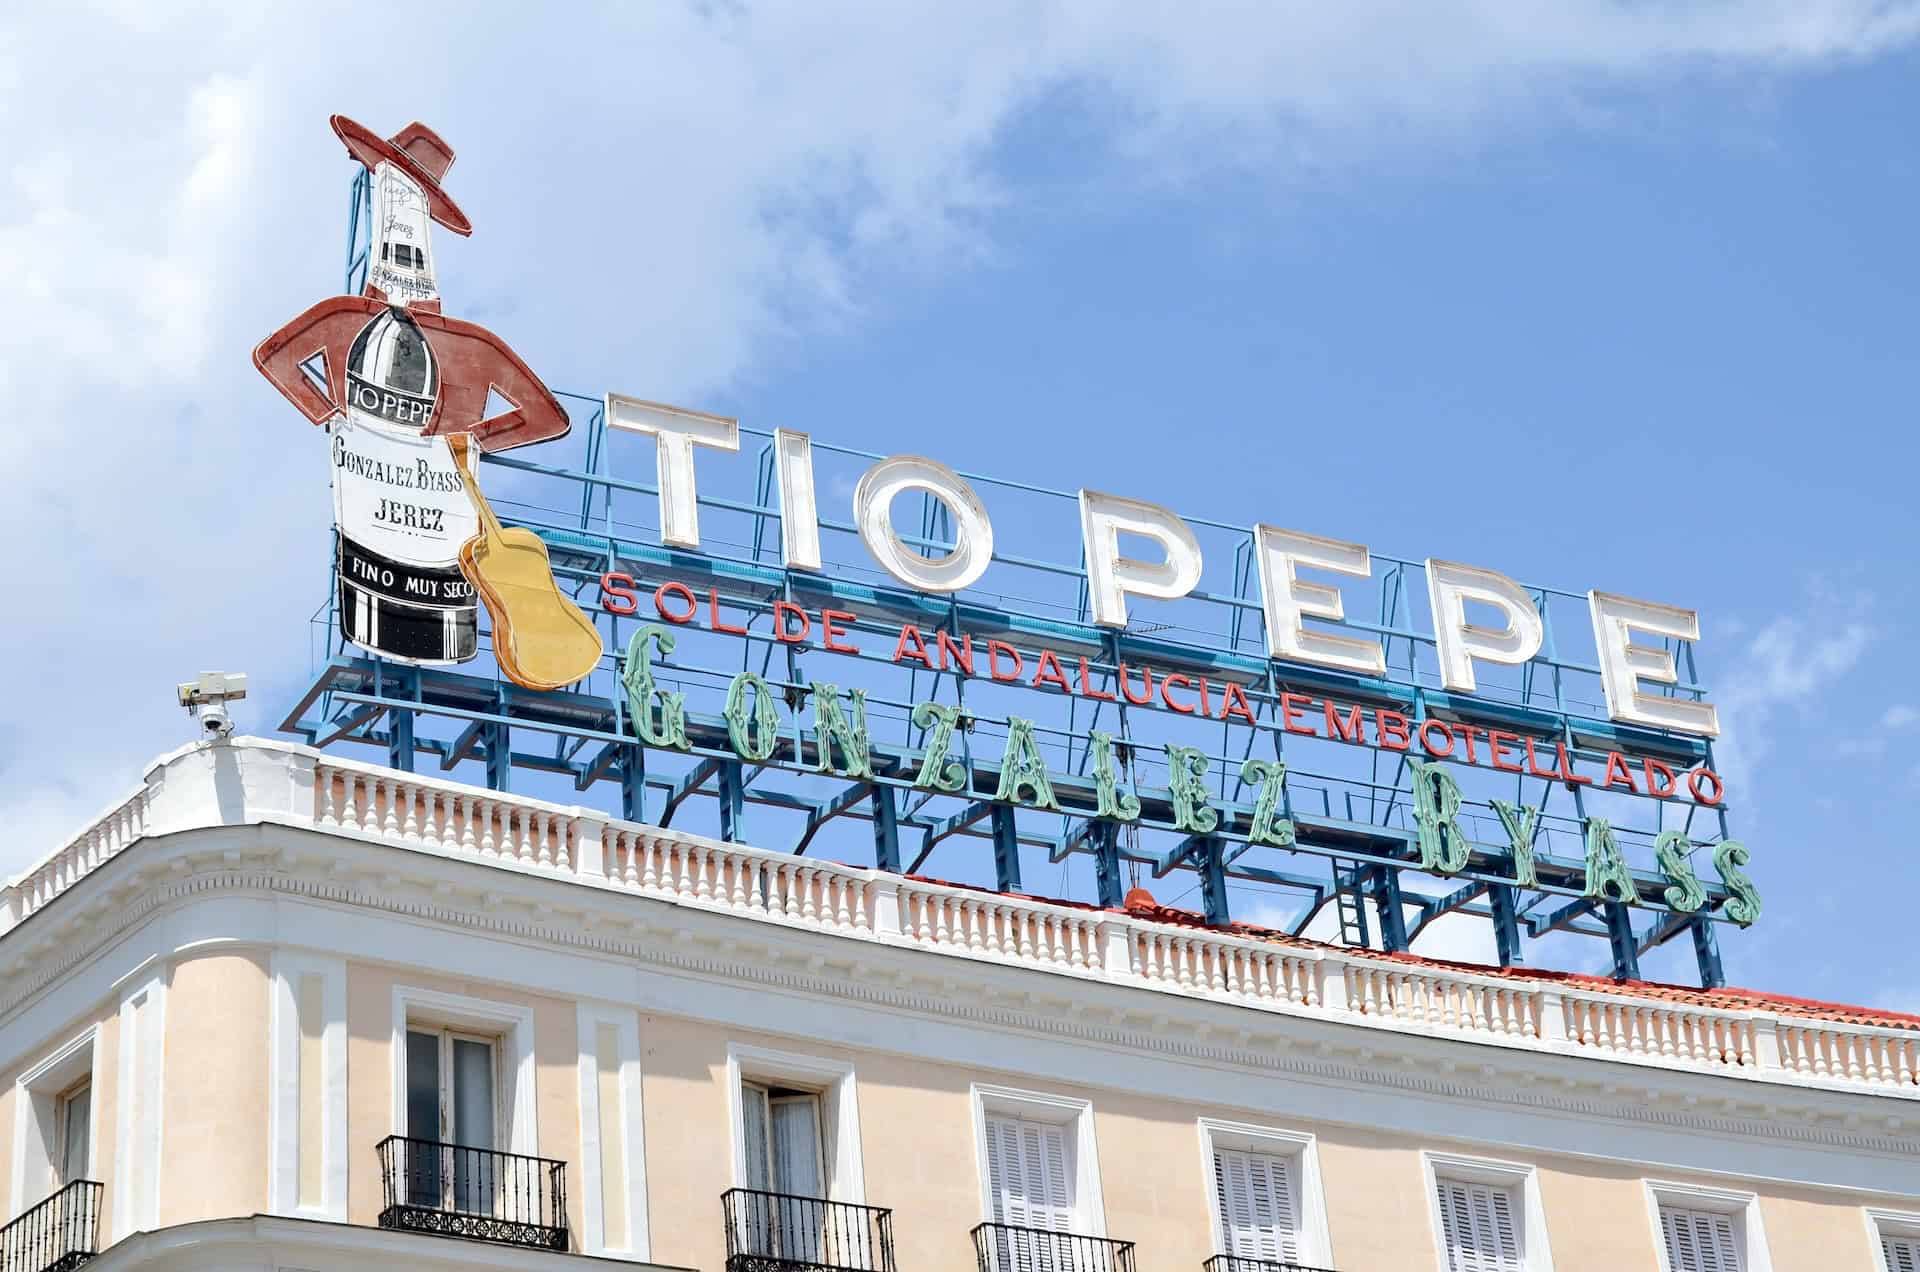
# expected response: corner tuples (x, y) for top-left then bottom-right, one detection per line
(330, 115), (472, 237)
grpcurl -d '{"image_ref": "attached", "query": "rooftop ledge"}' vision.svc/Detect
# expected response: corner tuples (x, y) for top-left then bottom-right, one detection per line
(5, 736), (1915, 1103)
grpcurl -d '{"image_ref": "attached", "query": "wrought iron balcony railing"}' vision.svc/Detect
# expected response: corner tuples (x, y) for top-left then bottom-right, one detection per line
(972, 1222), (1137, 1272)
(723, 1189), (896, 1272)
(376, 1135), (568, 1252)
(0, 1180), (102, 1272)
(1204, 1255), (1338, 1272)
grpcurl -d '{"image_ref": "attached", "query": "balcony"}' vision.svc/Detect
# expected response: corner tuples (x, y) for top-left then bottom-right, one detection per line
(723, 1190), (895, 1272)
(972, 1222), (1136, 1272)
(376, 1135), (568, 1252)
(1204, 1257), (1337, 1272)
(0, 1181), (102, 1272)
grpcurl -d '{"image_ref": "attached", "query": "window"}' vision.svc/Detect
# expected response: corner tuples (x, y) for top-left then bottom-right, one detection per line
(1424, 1153), (1553, 1272)
(985, 1113), (1074, 1231)
(1213, 1146), (1302, 1264)
(1645, 1183), (1770, 1272)
(1659, 1206), (1740, 1272)
(1436, 1178), (1522, 1272)
(1885, 1234), (1920, 1272)
(1874, 1212), (1920, 1272)
(743, 1084), (826, 1199)
(55, 1081), (90, 1186)
(406, 1028), (498, 1147)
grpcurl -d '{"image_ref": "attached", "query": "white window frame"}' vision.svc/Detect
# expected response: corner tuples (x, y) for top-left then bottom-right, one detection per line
(1422, 1151), (1556, 1272)
(269, 951), (347, 1220)
(389, 986), (537, 1156)
(725, 1044), (865, 1204)
(1644, 1180), (1773, 1272)
(970, 1084), (1106, 1237)
(577, 1003), (650, 1260)
(1197, 1118), (1332, 1267)
(1870, 1208), (1920, 1272)
(8, 1027), (104, 1218)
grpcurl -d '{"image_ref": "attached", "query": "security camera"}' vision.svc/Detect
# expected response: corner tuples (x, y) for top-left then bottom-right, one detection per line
(178, 672), (248, 740)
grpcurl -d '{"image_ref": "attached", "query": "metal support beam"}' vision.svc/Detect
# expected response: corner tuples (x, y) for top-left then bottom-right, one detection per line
(1490, 885), (1523, 967)
(872, 784), (901, 872)
(386, 706), (415, 772)
(485, 722), (510, 791)
(1691, 915), (1725, 989)
(1090, 821), (1124, 909)
(1372, 866), (1409, 952)
(1197, 838), (1230, 927)
(621, 746), (646, 823)
(1605, 902), (1642, 980)
(717, 760), (746, 843)
(991, 805), (1023, 893)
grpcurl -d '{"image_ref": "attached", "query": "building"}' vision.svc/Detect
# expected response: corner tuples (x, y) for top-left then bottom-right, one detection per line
(1, 735), (1916, 1272)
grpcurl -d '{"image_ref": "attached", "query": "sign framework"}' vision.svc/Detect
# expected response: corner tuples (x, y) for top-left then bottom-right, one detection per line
(282, 134), (1745, 988)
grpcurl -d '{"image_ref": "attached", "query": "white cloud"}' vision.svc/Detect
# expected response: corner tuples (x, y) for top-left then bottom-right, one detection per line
(1712, 596), (1878, 795)
(1, 1), (1916, 875)
(1883, 704), (1918, 729)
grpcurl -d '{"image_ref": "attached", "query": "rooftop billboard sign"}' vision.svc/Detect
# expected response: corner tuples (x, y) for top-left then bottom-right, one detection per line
(267, 116), (1751, 986)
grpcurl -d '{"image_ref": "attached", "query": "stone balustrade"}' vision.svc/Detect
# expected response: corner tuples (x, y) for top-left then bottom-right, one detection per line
(3, 740), (1914, 1101)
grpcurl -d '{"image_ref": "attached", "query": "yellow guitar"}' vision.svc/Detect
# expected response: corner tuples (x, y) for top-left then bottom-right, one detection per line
(448, 433), (604, 691)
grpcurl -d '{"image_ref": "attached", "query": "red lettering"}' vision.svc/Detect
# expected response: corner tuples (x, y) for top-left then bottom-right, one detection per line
(1556, 742), (1593, 786)
(709, 589), (749, 636)
(1642, 758), (1677, 799)
(1032, 649), (1072, 693)
(1324, 700), (1364, 743)
(1217, 682), (1256, 724)
(1601, 752), (1639, 793)
(1119, 663), (1155, 706)
(654, 581), (697, 624)
(1281, 693), (1317, 736)
(892, 624), (934, 669)
(936, 629), (974, 676)
(1524, 736), (1560, 780)
(773, 601), (811, 644)
(1198, 677), (1213, 718)
(988, 641), (1024, 683)
(1488, 730), (1523, 773)
(1455, 723), (1482, 765)
(1688, 768), (1725, 806)
(821, 609), (859, 654)
(598, 571), (639, 615)
(1377, 709), (1411, 751)
(1162, 673), (1198, 714)
(1418, 719), (1457, 757)
(1078, 657), (1117, 702)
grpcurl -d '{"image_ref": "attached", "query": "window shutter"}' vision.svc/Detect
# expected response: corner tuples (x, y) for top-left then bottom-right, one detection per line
(1435, 1179), (1523, 1272)
(741, 1083), (773, 1192)
(1885, 1234), (1920, 1272)
(1659, 1205), (1742, 1272)
(1212, 1148), (1302, 1261)
(985, 1114), (1074, 1232)
(770, 1095), (824, 1199)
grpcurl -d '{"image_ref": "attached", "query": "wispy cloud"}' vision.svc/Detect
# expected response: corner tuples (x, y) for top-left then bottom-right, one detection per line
(1712, 593), (1879, 796)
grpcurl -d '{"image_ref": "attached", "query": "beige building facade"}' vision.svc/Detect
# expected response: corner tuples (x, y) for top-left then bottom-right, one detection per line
(2, 737), (1917, 1272)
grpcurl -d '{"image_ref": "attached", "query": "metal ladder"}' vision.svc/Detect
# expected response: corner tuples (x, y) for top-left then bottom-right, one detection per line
(1332, 860), (1372, 950)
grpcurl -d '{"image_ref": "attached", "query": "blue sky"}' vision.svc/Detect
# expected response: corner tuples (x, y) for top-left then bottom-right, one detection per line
(2, 3), (1916, 1008)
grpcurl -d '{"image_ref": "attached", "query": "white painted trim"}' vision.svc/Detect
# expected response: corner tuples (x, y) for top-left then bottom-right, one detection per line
(1867, 1206), (1920, 1272)
(1421, 1150), (1556, 1272)
(1644, 1179), (1774, 1272)
(389, 985), (537, 1155)
(724, 1043), (866, 1205)
(1195, 1117), (1332, 1267)
(8, 1025), (101, 1218)
(111, 969), (166, 1240)
(576, 1003), (650, 1260)
(268, 951), (347, 1220)
(969, 1083), (1107, 1237)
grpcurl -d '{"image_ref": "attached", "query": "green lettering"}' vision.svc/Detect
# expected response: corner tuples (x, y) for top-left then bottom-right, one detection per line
(1239, 758), (1296, 848)
(1088, 729), (1141, 822)
(619, 624), (687, 750)
(1489, 800), (1540, 887)
(1712, 839), (1762, 927)
(911, 701), (969, 792)
(1410, 759), (1469, 875)
(809, 682), (873, 778)
(1164, 745), (1219, 835)
(723, 670), (780, 761)
(1581, 817), (1637, 904)
(994, 717), (1059, 810)
(1653, 831), (1706, 913)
